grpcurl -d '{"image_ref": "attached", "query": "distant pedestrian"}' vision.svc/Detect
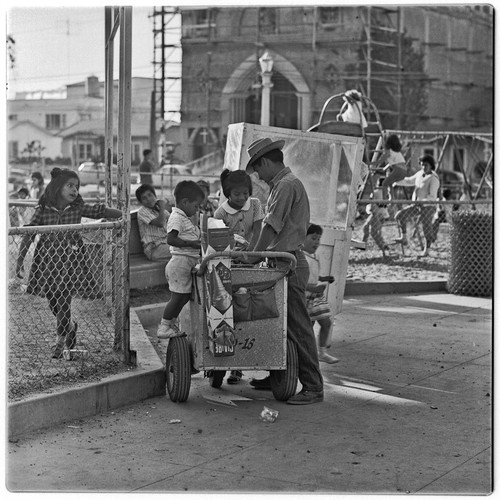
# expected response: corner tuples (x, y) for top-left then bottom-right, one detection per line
(30, 171), (45, 200)
(156, 180), (204, 340)
(139, 149), (155, 185)
(303, 224), (339, 365)
(16, 168), (122, 359)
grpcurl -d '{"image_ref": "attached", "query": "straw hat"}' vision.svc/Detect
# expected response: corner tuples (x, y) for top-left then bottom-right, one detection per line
(246, 137), (285, 172)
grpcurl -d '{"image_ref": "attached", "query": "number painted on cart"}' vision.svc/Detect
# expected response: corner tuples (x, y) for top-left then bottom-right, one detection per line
(241, 338), (255, 350)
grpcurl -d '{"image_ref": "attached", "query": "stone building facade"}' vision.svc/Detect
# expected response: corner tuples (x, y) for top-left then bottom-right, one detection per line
(179, 6), (493, 163)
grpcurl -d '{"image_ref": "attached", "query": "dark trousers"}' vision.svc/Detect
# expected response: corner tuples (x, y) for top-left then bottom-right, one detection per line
(279, 250), (324, 393)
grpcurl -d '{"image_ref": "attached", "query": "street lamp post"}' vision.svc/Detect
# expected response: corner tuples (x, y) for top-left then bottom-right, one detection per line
(259, 51), (274, 127)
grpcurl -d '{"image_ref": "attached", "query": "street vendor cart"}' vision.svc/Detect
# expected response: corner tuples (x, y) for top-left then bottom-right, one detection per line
(166, 251), (298, 403)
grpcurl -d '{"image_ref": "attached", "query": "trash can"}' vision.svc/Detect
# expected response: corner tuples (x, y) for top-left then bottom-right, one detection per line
(447, 210), (492, 297)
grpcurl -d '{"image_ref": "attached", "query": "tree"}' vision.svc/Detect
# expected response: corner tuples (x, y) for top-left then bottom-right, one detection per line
(7, 35), (15, 69)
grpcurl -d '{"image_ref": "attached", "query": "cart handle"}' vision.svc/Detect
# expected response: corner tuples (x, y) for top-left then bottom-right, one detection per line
(197, 251), (297, 275)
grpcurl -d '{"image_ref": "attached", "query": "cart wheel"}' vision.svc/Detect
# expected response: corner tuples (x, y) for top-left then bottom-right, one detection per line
(208, 370), (226, 388)
(166, 336), (191, 402)
(270, 338), (298, 401)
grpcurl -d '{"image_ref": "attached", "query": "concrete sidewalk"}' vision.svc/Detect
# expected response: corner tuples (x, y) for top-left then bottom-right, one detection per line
(6, 291), (492, 494)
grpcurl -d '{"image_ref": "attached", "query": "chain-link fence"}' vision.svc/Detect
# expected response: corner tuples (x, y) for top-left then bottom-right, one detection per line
(448, 210), (492, 297)
(8, 212), (128, 402)
(349, 198), (492, 287)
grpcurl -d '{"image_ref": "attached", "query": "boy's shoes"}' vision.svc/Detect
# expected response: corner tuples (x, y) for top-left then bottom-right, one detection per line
(249, 375), (271, 390)
(394, 236), (408, 246)
(318, 348), (339, 364)
(227, 370), (243, 384)
(287, 390), (324, 405)
(157, 318), (182, 339)
(66, 322), (78, 349)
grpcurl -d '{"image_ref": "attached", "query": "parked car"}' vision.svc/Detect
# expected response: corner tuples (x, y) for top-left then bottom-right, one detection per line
(149, 164), (195, 188)
(78, 162), (139, 185)
(8, 167), (30, 194)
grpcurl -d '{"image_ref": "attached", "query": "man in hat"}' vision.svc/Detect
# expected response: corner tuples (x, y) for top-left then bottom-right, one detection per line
(246, 137), (324, 405)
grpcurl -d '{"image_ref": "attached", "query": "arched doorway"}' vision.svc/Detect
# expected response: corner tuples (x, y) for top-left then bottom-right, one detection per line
(244, 71), (298, 129)
(221, 53), (311, 131)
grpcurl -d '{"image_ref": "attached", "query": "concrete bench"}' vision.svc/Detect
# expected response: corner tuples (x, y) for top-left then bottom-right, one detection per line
(129, 210), (169, 289)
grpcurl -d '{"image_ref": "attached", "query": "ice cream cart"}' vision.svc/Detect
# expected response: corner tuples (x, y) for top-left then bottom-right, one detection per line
(166, 122), (365, 403)
(166, 250), (297, 403)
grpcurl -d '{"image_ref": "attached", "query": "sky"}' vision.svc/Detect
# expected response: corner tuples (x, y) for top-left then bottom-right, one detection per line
(5, 5), (182, 120)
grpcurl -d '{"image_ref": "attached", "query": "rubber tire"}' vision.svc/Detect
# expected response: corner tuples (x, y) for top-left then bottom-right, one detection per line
(208, 370), (226, 388)
(166, 336), (191, 402)
(270, 338), (299, 401)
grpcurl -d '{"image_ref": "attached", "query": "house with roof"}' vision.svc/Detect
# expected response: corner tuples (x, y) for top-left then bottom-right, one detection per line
(8, 76), (180, 168)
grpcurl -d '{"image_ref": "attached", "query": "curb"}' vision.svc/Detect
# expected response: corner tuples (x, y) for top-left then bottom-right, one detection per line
(7, 280), (448, 437)
(344, 279), (447, 296)
(8, 309), (166, 438)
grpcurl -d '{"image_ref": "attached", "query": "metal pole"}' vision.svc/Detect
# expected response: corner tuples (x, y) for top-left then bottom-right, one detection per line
(104, 7), (115, 206)
(396, 7), (402, 129)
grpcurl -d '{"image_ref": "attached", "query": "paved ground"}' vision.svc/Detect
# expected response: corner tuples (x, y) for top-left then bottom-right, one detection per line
(5, 291), (492, 495)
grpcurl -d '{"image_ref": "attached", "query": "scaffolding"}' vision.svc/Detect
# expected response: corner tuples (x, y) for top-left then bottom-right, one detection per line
(151, 7), (181, 164)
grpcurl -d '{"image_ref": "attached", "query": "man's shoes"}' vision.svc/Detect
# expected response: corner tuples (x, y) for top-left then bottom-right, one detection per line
(394, 236), (408, 246)
(227, 370), (243, 384)
(287, 390), (324, 405)
(249, 375), (271, 390)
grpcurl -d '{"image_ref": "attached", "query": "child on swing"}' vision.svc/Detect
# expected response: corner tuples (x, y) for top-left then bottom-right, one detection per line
(214, 169), (265, 384)
(16, 168), (122, 359)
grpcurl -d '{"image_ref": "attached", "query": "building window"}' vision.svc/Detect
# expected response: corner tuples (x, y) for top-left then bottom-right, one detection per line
(78, 143), (93, 162)
(182, 9), (215, 38)
(9, 141), (19, 159)
(46, 114), (66, 130)
(259, 8), (277, 34)
(319, 7), (343, 27)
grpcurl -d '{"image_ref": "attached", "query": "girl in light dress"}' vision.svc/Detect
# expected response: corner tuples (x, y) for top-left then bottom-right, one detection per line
(214, 169), (265, 384)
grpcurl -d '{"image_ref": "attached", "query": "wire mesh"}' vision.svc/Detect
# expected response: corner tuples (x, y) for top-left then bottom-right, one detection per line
(8, 218), (128, 402)
(448, 211), (492, 297)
